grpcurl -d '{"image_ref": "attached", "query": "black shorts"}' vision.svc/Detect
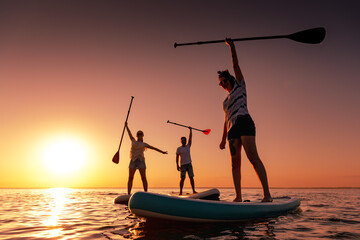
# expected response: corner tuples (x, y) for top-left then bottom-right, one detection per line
(227, 114), (256, 140)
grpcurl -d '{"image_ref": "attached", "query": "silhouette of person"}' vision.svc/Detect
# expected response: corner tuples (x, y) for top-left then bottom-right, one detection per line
(176, 127), (197, 195)
(125, 122), (167, 194)
(219, 38), (272, 202)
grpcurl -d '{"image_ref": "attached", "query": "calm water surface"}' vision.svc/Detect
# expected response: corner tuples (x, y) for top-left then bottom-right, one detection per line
(0, 188), (359, 239)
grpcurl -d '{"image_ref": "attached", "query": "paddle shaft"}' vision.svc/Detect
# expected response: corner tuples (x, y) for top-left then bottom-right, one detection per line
(117, 96), (134, 151)
(175, 35), (286, 48)
(167, 120), (204, 132)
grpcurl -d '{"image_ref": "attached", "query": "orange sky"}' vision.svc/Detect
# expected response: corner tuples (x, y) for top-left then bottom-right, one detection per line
(0, 1), (359, 188)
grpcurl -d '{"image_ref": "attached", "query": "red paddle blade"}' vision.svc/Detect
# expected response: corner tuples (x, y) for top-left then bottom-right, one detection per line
(112, 151), (119, 164)
(202, 129), (211, 135)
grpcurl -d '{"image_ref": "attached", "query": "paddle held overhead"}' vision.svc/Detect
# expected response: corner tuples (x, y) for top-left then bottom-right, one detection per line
(174, 27), (326, 48)
(167, 120), (211, 135)
(112, 96), (134, 164)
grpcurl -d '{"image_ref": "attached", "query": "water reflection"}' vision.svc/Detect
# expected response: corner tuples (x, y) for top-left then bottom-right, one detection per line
(41, 188), (72, 238)
(128, 218), (278, 239)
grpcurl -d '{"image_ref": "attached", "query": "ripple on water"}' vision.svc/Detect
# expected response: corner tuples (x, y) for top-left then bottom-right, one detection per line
(326, 231), (360, 239)
(1, 188), (359, 239)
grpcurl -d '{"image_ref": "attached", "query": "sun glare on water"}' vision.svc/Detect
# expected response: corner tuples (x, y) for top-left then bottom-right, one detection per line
(43, 136), (87, 174)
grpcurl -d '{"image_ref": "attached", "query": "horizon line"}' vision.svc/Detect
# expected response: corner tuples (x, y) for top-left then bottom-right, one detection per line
(1, 186), (359, 190)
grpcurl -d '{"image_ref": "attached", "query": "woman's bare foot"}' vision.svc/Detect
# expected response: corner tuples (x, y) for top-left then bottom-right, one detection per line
(233, 197), (242, 202)
(261, 196), (273, 202)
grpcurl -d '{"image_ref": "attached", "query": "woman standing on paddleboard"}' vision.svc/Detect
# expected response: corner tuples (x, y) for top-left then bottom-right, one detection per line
(219, 38), (272, 202)
(125, 122), (168, 194)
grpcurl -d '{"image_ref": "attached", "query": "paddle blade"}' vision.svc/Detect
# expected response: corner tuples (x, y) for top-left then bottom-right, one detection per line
(202, 129), (211, 135)
(112, 151), (119, 164)
(288, 27), (326, 44)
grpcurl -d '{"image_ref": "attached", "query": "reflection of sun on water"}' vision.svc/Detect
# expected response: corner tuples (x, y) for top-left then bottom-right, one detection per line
(42, 188), (72, 238)
(43, 136), (87, 174)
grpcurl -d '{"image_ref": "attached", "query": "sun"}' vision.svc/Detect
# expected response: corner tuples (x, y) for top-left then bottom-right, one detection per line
(43, 136), (87, 174)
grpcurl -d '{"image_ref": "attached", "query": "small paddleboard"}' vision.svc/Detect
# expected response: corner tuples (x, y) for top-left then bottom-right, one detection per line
(129, 192), (300, 222)
(115, 189), (220, 205)
(114, 194), (132, 204)
(169, 188), (220, 200)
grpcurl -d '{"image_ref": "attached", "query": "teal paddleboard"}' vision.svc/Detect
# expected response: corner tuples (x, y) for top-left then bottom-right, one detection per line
(129, 192), (300, 222)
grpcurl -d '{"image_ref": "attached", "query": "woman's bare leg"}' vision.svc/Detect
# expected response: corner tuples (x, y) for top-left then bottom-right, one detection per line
(229, 139), (242, 202)
(139, 168), (148, 192)
(242, 136), (272, 202)
(128, 168), (136, 194)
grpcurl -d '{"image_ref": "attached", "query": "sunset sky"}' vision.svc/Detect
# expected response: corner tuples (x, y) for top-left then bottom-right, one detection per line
(1, 0), (359, 189)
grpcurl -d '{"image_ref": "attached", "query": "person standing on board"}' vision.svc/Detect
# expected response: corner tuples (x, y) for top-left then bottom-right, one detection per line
(219, 38), (272, 202)
(176, 127), (197, 195)
(125, 122), (168, 194)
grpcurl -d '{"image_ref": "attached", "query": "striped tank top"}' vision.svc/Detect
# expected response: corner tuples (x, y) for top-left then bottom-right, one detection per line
(223, 78), (249, 132)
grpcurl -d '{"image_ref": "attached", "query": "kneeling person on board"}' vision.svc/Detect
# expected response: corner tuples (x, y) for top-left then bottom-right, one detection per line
(125, 122), (168, 194)
(176, 127), (197, 195)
